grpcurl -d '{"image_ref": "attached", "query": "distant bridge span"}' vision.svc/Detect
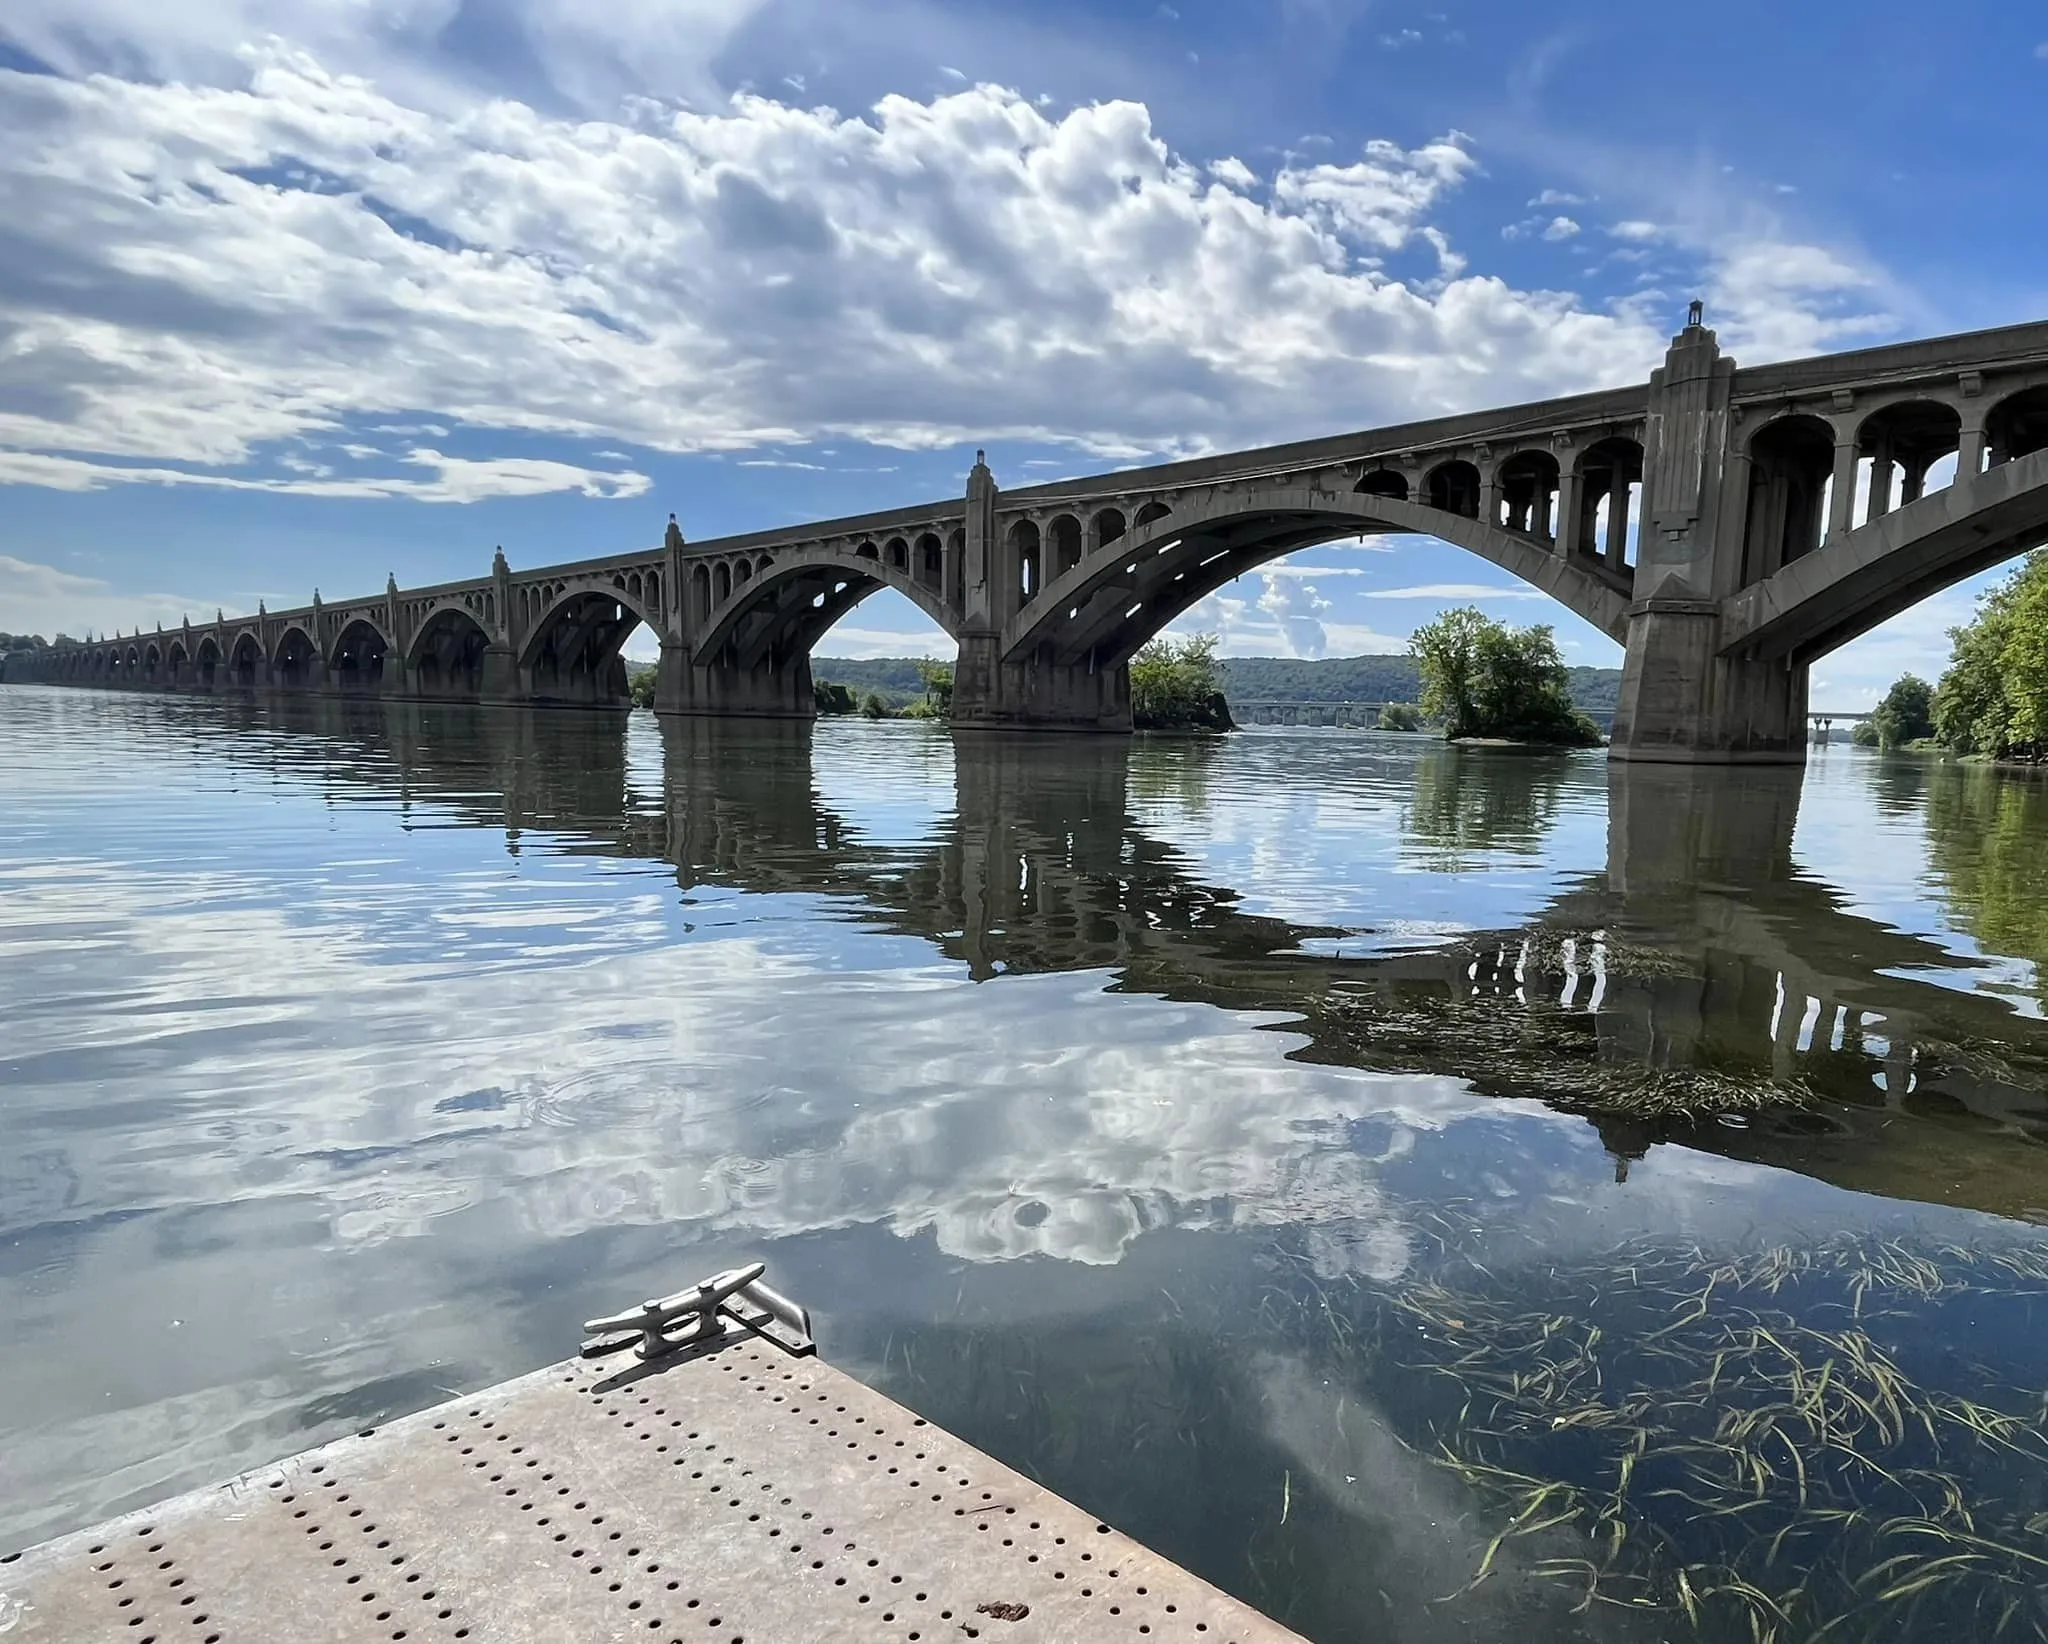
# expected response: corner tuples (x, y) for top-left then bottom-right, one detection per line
(11, 309), (2048, 763)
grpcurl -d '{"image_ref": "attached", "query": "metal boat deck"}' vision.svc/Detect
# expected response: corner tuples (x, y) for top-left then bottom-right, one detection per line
(2, 1273), (1301, 1643)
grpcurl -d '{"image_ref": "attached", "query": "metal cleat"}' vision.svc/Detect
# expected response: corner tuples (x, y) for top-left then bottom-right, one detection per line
(580, 1261), (815, 1361)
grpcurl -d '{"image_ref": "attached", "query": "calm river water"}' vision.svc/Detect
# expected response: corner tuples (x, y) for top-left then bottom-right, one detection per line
(4, 686), (2048, 1642)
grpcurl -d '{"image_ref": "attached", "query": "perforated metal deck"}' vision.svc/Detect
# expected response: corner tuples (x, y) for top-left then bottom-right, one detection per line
(2, 1333), (1303, 1644)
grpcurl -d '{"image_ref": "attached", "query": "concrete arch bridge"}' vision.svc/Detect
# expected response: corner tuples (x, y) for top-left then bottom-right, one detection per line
(11, 310), (2048, 764)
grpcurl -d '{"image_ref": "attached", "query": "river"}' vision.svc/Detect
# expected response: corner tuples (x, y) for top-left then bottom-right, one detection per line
(3, 685), (2046, 1643)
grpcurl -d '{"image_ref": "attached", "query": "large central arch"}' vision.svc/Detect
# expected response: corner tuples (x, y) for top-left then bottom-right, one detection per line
(691, 545), (962, 671)
(407, 603), (494, 699)
(1000, 487), (1633, 667)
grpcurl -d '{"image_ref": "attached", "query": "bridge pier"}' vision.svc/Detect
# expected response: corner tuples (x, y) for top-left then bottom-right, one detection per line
(950, 634), (1132, 733)
(1610, 599), (1808, 763)
(654, 640), (815, 719)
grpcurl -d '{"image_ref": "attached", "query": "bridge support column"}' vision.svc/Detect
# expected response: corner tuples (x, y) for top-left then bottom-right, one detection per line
(1609, 598), (1807, 763)
(478, 643), (520, 704)
(950, 635), (1133, 732)
(654, 640), (815, 719)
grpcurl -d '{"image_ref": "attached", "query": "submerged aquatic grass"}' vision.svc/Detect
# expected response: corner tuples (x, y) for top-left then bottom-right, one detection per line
(1284, 1234), (2048, 1642)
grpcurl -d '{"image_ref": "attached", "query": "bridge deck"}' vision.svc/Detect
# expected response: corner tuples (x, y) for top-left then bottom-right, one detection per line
(1, 1326), (1299, 1644)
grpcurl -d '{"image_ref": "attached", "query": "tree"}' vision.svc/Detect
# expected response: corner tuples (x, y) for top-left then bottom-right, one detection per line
(1378, 702), (1424, 732)
(1410, 607), (1601, 746)
(1933, 550), (2048, 761)
(1869, 674), (1935, 749)
(813, 680), (857, 714)
(900, 659), (953, 719)
(628, 663), (658, 708)
(1851, 718), (1880, 747)
(858, 690), (890, 719)
(1129, 634), (1234, 730)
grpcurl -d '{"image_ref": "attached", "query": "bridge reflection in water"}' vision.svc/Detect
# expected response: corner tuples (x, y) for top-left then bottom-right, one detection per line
(174, 696), (2048, 1228)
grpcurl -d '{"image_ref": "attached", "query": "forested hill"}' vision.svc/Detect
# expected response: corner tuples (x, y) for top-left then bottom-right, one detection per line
(814, 654), (1624, 712)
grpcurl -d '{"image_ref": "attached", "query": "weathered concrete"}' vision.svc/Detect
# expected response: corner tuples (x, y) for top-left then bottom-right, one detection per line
(12, 311), (2048, 762)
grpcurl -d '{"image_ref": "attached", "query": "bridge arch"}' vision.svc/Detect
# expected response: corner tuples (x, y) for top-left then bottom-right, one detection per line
(329, 618), (391, 693)
(1722, 446), (2048, 663)
(519, 585), (657, 705)
(407, 603), (494, 699)
(272, 624), (320, 690)
(1000, 486), (1632, 668)
(194, 636), (223, 688)
(227, 630), (264, 689)
(692, 544), (961, 673)
(141, 642), (163, 685)
(1987, 384), (2048, 465)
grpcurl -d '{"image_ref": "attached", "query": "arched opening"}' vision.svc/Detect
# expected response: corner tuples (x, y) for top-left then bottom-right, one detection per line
(916, 532), (944, 589)
(735, 559), (752, 588)
(1987, 386), (2048, 467)
(273, 627), (319, 690)
(885, 537), (909, 572)
(195, 638), (221, 688)
(1091, 508), (1127, 552)
(1574, 437), (1644, 565)
(409, 607), (492, 699)
(229, 634), (261, 689)
(142, 644), (162, 684)
(522, 590), (646, 707)
(331, 620), (388, 694)
(715, 562), (732, 604)
(692, 564), (712, 623)
(1743, 416), (1834, 583)
(167, 641), (188, 685)
(1857, 400), (1964, 524)
(1134, 501), (1172, 530)
(1009, 519), (1042, 606)
(1426, 460), (1481, 519)
(1048, 514), (1083, 578)
(856, 540), (880, 561)
(1496, 450), (1561, 539)
(1356, 468), (1408, 502)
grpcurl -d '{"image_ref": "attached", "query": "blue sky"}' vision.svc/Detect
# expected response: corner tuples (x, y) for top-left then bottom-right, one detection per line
(3, 1), (2044, 704)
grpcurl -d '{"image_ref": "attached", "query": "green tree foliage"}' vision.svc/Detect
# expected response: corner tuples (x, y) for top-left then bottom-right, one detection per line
(1409, 607), (1602, 746)
(1870, 674), (1935, 749)
(627, 663), (658, 708)
(858, 690), (890, 719)
(899, 660), (953, 719)
(1129, 634), (1234, 730)
(1377, 702), (1424, 732)
(814, 680), (857, 714)
(1, 633), (49, 655)
(1851, 718), (1880, 747)
(1933, 551), (2048, 761)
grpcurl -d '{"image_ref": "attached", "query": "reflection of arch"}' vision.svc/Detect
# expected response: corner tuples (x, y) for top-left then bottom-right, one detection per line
(406, 604), (492, 699)
(692, 544), (963, 672)
(519, 586), (655, 706)
(1004, 486), (1631, 669)
(330, 619), (388, 694)
(273, 624), (319, 690)
(1742, 415), (1834, 583)
(1356, 468), (1408, 502)
(1426, 460), (1480, 518)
